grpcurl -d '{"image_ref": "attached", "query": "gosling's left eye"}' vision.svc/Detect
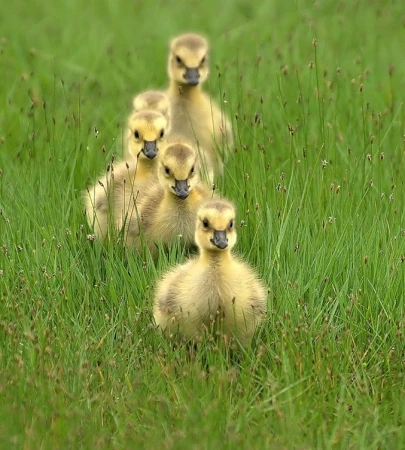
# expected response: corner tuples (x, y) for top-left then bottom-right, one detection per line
(190, 166), (195, 174)
(160, 129), (165, 139)
(200, 56), (206, 65)
(229, 220), (234, 229)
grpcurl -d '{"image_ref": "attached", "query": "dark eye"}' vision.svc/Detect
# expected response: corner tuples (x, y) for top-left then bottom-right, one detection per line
(200, 56), (206, 65)
(164, 166), (171, 175)
(134, 130), (140, 139)
(190, 166), (195, 174)
(203, 219), (209, 228)
(175, 55), (183, 64)
(160, 129), (164, 139)
(229, 220), (234, 229)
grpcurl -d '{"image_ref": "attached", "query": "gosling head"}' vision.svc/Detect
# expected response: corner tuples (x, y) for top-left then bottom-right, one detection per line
(168, 33), (209, 87)
(195, 200), (237, 252)
(132, 90), (170, 122)
(157, 142), (199, 200)
(127, 110), (167, 160)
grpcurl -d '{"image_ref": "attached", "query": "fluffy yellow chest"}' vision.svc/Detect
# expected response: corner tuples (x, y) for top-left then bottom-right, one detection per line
(150, 194), (199, 243)
(193, 257), (238, 306)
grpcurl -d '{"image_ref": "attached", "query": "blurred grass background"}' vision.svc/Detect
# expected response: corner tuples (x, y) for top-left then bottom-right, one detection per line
(0, 0), (404, 448)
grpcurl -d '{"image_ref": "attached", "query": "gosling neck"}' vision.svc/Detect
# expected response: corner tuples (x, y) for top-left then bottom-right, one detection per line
(162, 188), (196, 207)
(168, 80), (203, 100)
(200, 247), (233, 268)
(136, 155), (156, 178)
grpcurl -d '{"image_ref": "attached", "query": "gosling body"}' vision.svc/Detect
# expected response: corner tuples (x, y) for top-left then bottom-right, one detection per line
(128, 142), (217, 253)
(85, 110), (167, 240)
(166, 33), (233, 181)
(153, 200), (267, 345)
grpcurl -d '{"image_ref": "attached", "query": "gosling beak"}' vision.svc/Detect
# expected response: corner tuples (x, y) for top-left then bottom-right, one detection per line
(211, 230), (228, 249)
(184, 67), (200, 86)
(173, 179), (189, 199)
(143, 140), (157, 159)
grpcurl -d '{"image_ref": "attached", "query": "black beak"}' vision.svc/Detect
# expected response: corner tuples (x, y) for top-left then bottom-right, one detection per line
(184, 67), (200, 86)
(173, 179), (189, 199)
(211, 230), (228, 249)
(143, 140), (157, 159)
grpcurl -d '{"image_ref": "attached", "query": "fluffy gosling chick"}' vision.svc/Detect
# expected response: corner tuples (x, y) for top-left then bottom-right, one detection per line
(153, 199), (267, 345)
(127, 141), (217, 253)
(166, 33), (233, 181)
(85, 110), (167, 240)
(126, 109), (167, 171)
(133, 90), (171, 123)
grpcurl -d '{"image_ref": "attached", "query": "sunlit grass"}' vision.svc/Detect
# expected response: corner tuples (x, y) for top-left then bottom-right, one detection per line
(0, 0), (404, 448)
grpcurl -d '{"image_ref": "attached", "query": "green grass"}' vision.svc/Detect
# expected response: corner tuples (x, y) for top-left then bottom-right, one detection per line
(1, 0), (404, 448)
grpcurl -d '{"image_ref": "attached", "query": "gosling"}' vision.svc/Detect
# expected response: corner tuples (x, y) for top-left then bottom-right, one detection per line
(127, 141), (217, 253)
(132, 90), (170, 123)
(166, 33), (233, 181)
(85, 110), (167, 240)
(153, 199), (267, 346)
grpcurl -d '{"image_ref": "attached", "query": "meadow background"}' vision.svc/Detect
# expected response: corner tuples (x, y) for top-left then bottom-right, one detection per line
(0, 0), (404, 448)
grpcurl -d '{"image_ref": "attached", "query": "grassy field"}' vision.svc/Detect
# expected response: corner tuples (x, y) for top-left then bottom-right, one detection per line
(1, 0), (404, 448)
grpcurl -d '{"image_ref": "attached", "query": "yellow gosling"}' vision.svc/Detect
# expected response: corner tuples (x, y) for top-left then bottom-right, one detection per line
(153, 199), (267, 346)
(85, 110), (167, 240)
(166, 33), (233, 182)
(132, 90), (170, 123)
(128, 141), (217, 253)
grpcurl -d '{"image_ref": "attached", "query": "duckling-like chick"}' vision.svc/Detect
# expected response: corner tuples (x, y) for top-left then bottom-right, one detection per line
(127, 141), (217, 253)
(153, 200), (267, 345)
(166, 33), (233, 181)
(126, 109), (167, 171)
(85, 110), (167, 240)
(133, 90), (170, 123)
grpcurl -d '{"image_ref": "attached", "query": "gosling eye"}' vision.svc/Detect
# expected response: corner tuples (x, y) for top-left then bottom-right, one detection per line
(164, 166), (171, 175)
(160, 129), (165, 139)
(190, 165), (195, 175)
(200, 56), (206, 65)
(175, 55), (183, 65)
(229, 220), (234, 229)
(202, 219), (209, 228)
(134, 130), (140, 139)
